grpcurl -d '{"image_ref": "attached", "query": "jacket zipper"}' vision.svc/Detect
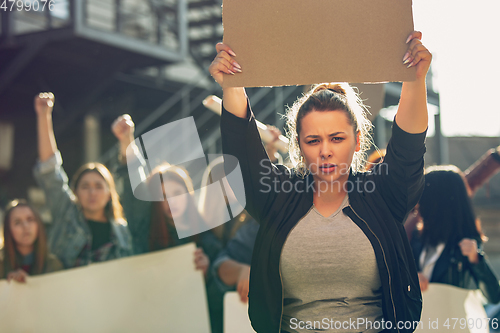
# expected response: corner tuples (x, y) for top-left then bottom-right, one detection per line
(278, 206), (314, 333)
(349, 205), (400, 333)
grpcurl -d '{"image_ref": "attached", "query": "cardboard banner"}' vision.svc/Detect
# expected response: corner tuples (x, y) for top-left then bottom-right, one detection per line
(416, 283), (489, 333)
(0, 243), (211, 333)
(222, 0), (416, 87)
(224, 292), (256, 333)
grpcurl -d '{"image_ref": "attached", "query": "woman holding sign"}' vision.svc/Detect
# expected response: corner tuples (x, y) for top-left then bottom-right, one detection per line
(209, 31), (431, 333)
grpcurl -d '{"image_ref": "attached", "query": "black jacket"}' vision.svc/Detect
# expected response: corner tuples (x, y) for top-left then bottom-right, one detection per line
(221, 104), (426, 333)
(411, 231), (500, 304)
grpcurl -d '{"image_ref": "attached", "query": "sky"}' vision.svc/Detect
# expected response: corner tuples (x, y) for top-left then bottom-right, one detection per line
(411, 0), (500, 137)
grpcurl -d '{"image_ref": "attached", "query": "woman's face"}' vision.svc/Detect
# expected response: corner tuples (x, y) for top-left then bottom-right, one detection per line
(162, 180), (188, 220)
(75, 171), (111, 215)
(9, 206), (39, 248)
(299, 110), (360, 185)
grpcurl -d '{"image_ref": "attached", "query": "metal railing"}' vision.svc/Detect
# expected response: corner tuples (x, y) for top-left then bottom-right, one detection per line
(2, 0), (187, 57)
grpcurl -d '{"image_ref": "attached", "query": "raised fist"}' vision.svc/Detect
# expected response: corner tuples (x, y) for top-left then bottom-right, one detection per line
(111, 114), (135, 144)
(34, 92), (55, 116)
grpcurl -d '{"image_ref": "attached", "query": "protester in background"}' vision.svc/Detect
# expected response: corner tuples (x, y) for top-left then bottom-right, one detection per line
(204, 219), (259, 333)
(210, 30), (431, 332)
(33, 93), (133, 268)
(0, 199), (63, 282)
(199, 137), (284, 333)
(405, 145), (500, 241)
(198, 156), (254, 248)
(111, 115), (220, 272)
(211, 219), (259, 302)
(199, 157), (259, 333)
(412, 165), (500, 304)
(198, 125), (282, 248)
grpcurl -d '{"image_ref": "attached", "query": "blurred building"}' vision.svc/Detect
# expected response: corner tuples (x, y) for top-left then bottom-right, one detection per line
(0, 0), (301, 200)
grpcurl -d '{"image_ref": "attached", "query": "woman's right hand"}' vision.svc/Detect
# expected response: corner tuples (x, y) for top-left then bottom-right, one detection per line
(208, 43), (241, 88)
(7, 269), (28, 283)
(34, 92), (55, 116)
(35, 92), (58, 162)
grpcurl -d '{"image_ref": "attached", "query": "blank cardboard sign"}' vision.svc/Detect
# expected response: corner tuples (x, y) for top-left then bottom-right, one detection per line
(0, 243), (210, 333)
(222, 0), (416, 87)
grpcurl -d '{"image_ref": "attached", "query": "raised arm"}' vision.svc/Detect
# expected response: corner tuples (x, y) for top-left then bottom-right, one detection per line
(33, 92), (72, 203)
(33, 93), (84, 265)
(367, 33), (432, 223)
(208, 43), (247, 118)
(111, 114), (136, 163)
(396, 31), (432, 133)
(111, 114), (152, 254)
(34, 93), (57, 162)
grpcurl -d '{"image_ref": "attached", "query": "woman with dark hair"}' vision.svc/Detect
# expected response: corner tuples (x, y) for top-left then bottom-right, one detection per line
(209, 31), (431, 333)
(111, 115), (221, 271)
(33, 93), (133, 268)
(112, 115), (222, 333)
(146, 163), (219, 260)
(1, 199), (62, 282)
(411, 165), (500, 304)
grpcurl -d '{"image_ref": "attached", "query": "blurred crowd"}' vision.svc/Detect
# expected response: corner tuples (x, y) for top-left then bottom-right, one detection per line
(0, 92), (277, 333)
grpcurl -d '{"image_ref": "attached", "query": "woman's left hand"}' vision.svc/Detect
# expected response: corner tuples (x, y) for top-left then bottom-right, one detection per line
(403, 31), (432, 80)
(7, 269), (28, 283)
(194, 248), (210, 277)
(459, 238), (479, 264)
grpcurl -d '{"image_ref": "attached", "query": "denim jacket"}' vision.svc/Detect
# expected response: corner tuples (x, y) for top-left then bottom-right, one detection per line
(33, 151), (133, 268)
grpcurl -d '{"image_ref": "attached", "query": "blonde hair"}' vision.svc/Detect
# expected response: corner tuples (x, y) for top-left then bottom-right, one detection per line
(285, 82), (373, 177)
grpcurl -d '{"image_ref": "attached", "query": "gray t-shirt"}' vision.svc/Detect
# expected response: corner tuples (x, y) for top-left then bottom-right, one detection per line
(280, 195), (384, 333)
